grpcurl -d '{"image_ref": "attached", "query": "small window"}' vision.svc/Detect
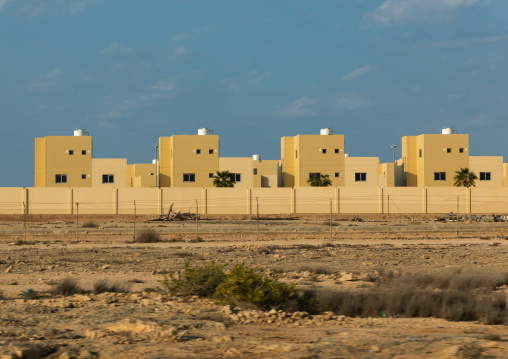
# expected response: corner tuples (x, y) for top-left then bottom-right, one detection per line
(335, 173), (339, 177)
(419, 149), (422, 158)
(355, 173), (367, 182)
(183, 173), (195, 182)
(322, 149), (327, 154)
(335, 149), (339, 154)
(55, 174), (67, 183)
(196, 149), (201, 154)
(459, 148), (464, 153)
(253, 168), (258, 175)
(480, 172), (491, 181)
(209, 173), (214, 178)
(309, 172), (321, 179)
(69, 150), (74, 155)
(446, 148), (451, 153)
(229, 173), (241, 182)
(81, 174), (86, 179)
(295, 150), (298, 158)
(434, 172), (446, 181)
(102, 174), (114, 184)
(82, 150), (86, 155)
(209, 149), (214, 154)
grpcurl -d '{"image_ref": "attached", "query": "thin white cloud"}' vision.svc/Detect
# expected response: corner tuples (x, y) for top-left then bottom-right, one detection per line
(151, 78), (176, 91)
(331, 93), (369, 110)
(0, 0), (10, 11)
(31, 68), (61, 88)
(343, 65), (376, 81)
(100, 42), (135, 55)
(278, 97), (319, 117)
(424, 35), (505, 50)
(225, 71), (271, 90)
(366, 0), (480, 26)
(171, 32), (188, 42)
(9, 0), (95, 16)
(174, 46), (187, 56)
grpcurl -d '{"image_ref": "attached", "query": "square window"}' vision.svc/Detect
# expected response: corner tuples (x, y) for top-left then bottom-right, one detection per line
(309, 172), (321, 179)
(229, 173), (241, 182)
(355, 173), (366, 182)
(81, 174), (86, 179)
(446, 148), (451, 153)
(82, 150), (86, 155)
(480, 172), (491, 181)
(209, 149), (214, 154)
(102, 174), (114, 184)
(335, 173), (339, 177)
(335, 149), (339, 154)
(253, 168), (258, 175)
(55, 174), (67, 183)
(196, 149), (201, 154)
(322, 149), (327, 154)
(209, 173), (214, 178)
(459, 148), (464, 153)
(183, 173), (195, 182)
(69, 150), (74, 155)
(434, 172), (446, 181)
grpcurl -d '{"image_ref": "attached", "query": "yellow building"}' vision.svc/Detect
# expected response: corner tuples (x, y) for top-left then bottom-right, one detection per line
(127, 163), (157, 187)
(281, 128), (345, 187)
(219, 156), (282, 188)
(401, 128), (469, 187)
(159, 128), (220, 187)
(469, 156), (504, 188)
(344, 156), (380, 187)
(35, 129), (93, 187)
(92, 158), (127, 187)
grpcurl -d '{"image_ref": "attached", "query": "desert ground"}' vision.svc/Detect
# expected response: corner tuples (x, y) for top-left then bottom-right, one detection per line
(2, 214), (508, 358)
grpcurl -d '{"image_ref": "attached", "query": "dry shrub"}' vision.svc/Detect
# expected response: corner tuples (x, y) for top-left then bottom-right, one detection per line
(93, 279), (131, 294)
(134, 229), (161, 243)
(309, 269), (508, 325)
(51, 278), (84, 297)
(81, 221), (99, 228)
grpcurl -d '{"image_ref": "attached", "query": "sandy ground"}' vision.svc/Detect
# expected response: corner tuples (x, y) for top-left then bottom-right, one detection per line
(1, 215), (508, 358)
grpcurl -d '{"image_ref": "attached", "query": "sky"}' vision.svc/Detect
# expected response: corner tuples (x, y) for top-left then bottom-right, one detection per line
(1, 0), (508, 187)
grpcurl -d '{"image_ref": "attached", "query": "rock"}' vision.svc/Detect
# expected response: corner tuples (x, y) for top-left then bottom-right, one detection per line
(5, 266), (12, 273)
(14, 347), (41, 359)
(339, 273), (353, 281)
(101, 265), (110, 270)
(72, 295), (91, 302)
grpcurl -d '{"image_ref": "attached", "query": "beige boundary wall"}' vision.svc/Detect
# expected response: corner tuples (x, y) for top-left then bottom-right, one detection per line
(2, 187), (508, 215)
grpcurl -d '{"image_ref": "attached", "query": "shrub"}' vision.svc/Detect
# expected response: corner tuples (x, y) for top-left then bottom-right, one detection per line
(93, 279), (131, 294)
(135, 229), (161, 243)
(51, 278), (84, 296)
(82, 221), (99, 228)
(21, 288), (38, 300)
(159, 260), (227, 298)
(214, 264), (296, 310)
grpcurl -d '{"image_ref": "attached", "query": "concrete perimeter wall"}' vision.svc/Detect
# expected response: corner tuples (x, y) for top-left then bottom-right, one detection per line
(2, 187), (508, 215)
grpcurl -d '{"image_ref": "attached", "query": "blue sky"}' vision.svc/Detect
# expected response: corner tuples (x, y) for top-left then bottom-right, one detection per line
(1, 0), (507, 187)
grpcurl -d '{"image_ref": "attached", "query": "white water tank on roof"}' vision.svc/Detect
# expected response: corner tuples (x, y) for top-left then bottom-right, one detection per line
(74, 129), (86, 136)
(252, 154), (260, 161)
(198, 128), (210, 135)
(345, 153), (350, 157)
(320, 128), (332, 135)
(442, 127), (454, 135)
(152, 159), (157, 164)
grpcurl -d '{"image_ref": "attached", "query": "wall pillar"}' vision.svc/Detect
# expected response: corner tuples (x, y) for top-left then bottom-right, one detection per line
(202, 188), (208, 215)
(379, 187), (384, 214)
(68, 188), (73, 215)
(291, 188), (296, 214)
(247, 188), (252, 215)
(336, 187), (340, 214)
(467, 188), (472, 214)
(423, 187), (427, 214)
(113, 188), (118, 215)
(159, 188), (163, 215)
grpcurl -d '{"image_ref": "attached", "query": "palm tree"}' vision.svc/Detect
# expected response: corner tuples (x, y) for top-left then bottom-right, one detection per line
(213, 171), (235, 187)
(454, 168), (477, 188)
(307, 173), (332, 187)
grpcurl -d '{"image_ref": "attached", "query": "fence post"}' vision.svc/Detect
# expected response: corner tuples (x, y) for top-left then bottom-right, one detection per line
(76, 202), (79, 241)
(196, 199), (199, 239)
(387, 195), (390, 239)
(456, 195), (459, 239)
(133, 200), (136, 240)
(257, 197), (259, 240)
